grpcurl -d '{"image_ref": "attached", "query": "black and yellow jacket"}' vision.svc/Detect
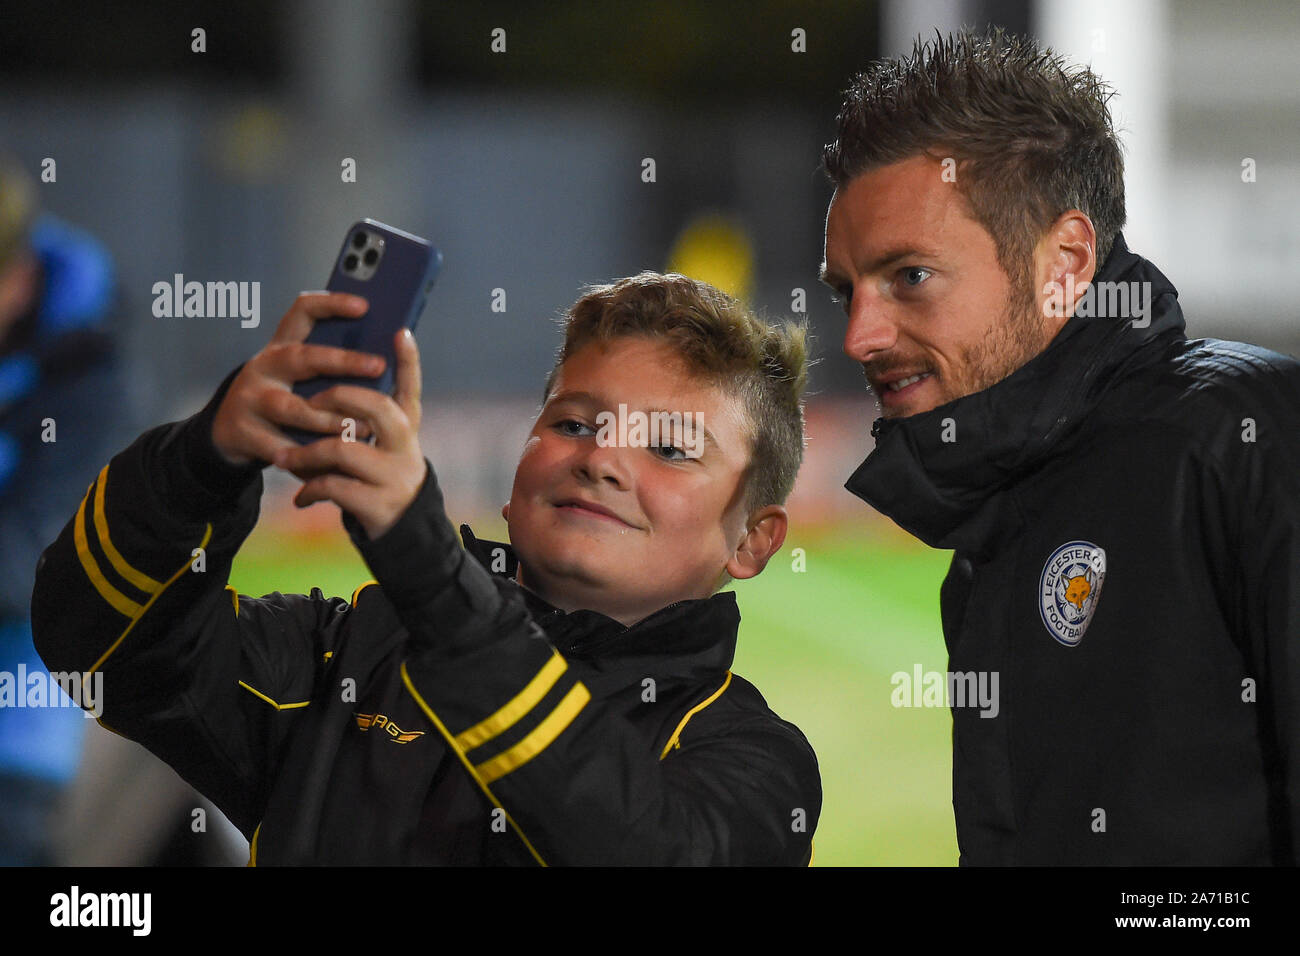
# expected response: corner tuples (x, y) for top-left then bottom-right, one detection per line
(31, 368), (821, 865)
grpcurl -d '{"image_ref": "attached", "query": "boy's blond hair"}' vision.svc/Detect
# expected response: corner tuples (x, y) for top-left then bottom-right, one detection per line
(544, 272), (809, 516)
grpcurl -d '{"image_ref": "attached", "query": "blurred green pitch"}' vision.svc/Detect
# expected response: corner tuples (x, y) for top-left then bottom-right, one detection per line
(229, 522), (958, 866)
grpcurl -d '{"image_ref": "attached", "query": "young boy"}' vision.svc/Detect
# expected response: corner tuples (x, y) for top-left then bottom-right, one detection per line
(32, 271), (821, 865)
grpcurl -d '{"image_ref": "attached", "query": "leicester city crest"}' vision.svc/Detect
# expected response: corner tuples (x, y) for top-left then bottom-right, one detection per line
(1039, 540), (1106, 647)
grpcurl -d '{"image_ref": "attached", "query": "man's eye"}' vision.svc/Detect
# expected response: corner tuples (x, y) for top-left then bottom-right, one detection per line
(900, 267), (932, 287)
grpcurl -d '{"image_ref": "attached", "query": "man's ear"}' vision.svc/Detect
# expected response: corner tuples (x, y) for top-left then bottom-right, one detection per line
(1035, 210), (1097, 332)
(501, 501), (510, 521)
(725, 505), (788, 581)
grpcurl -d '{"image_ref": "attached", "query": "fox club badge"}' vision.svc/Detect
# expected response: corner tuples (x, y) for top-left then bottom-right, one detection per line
(1039, 540), (1107, 647)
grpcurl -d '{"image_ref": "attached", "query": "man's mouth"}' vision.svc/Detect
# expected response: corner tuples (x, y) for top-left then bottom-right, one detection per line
(885, 372), (932, 392)
(871, 370), (936, 413)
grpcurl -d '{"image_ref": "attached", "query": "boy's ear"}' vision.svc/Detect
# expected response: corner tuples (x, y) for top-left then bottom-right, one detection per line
(725, 505), (788, 581)
(501, 501), (509, 521)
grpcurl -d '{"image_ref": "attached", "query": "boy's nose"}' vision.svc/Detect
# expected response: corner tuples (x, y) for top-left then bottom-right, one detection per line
(575, 439), (632, 488)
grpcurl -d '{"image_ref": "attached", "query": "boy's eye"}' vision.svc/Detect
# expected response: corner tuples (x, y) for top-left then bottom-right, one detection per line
(651, 444), (688, 462)
(555, 419), (594, 437)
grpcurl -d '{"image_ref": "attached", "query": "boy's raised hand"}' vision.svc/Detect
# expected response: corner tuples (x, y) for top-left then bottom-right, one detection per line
(210, 291), (427, 541)
(278, 323), (425, 541)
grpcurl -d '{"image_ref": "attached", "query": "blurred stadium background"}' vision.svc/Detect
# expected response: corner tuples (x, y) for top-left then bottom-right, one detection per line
(1, 0), (1297, 865)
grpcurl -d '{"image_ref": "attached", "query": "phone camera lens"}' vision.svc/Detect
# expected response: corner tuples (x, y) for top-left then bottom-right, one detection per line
(343, 253), (359, 271)
(352, 232), (367, 249)
(363, 248), (379, 266)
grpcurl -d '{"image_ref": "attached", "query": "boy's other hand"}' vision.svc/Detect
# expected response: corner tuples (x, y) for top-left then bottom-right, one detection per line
(211, 291), (380, 468)
(273, 325), (425, 542)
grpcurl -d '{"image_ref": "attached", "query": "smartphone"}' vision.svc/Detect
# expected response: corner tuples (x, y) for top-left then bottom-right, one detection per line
(284, 219), (442, 444)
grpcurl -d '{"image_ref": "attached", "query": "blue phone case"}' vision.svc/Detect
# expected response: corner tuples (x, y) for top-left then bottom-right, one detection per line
(285, 219), (442, 444)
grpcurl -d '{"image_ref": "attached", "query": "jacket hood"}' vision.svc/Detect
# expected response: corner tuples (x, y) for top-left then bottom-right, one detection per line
(457, 524), (740, 678)
(844, 233), (1187, 555)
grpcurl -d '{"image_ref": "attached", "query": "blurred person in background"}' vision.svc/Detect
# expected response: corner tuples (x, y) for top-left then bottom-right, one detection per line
(0, 153), (135, 863)
(0, 154), (241, 865)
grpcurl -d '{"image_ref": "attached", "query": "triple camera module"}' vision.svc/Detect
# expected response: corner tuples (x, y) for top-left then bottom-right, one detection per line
(341, 228), (385, 280)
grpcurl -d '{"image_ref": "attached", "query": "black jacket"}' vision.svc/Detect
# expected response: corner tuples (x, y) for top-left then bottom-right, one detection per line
(846, 233), (1300, 864)
(31, 369), (821, 865)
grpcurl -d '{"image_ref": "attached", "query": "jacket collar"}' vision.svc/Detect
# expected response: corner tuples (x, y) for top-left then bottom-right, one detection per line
(844, 233), (1187, 556)
(458, 524), (740, 677)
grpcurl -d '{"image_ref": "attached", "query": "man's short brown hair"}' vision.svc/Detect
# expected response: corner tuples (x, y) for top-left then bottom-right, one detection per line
(822, 27), (1126, 289)
(544, 272), (809, 516)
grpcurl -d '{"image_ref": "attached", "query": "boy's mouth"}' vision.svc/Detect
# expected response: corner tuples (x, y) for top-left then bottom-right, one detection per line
(554, 496), (636, 528)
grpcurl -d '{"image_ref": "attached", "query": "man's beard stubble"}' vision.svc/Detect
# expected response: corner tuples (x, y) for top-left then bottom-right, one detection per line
(865, 262), (1050, 418)
(946, 265), (1048, 404)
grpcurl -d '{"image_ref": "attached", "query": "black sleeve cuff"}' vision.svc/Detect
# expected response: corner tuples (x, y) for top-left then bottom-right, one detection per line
(342, 459), (503, 648)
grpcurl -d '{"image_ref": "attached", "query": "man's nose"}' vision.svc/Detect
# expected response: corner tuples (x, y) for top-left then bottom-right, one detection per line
(842, 290), (899, 363)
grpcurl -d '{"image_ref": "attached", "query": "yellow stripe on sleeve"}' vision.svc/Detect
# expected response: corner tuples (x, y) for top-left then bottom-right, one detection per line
(85, 523), (213, 676)
(453, 650), (567, 752)
(473, 682), (591, 785)
(92, 464), (163, 594)
(73, 480), (143, 619)
(400, 662), (548, 866)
